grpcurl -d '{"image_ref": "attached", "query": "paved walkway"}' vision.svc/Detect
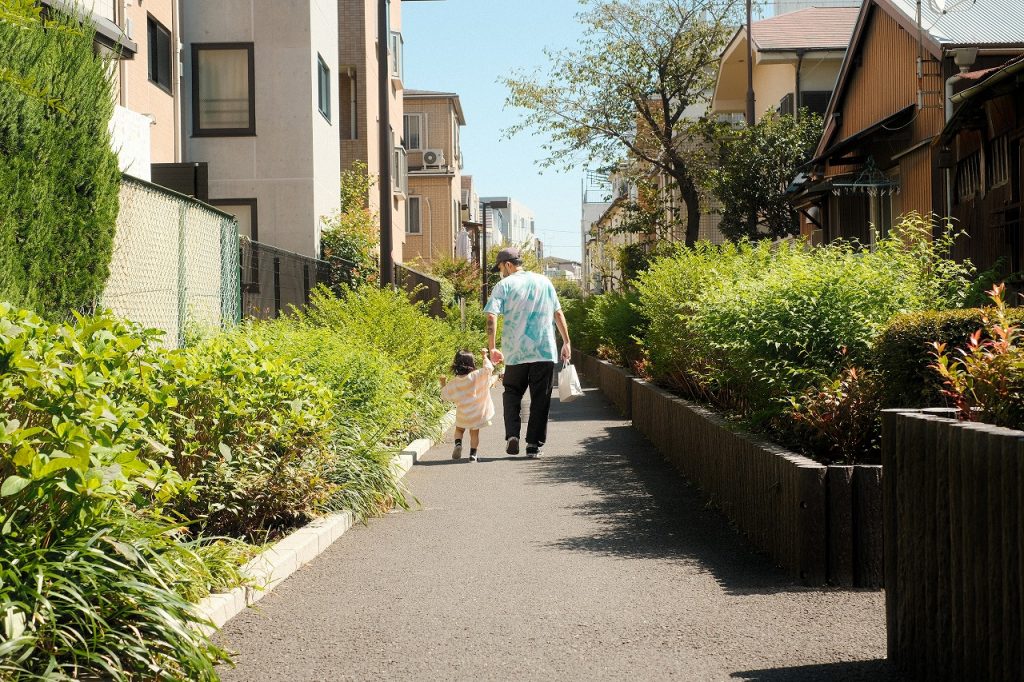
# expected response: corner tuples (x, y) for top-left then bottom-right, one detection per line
(215, 382), (894, 681)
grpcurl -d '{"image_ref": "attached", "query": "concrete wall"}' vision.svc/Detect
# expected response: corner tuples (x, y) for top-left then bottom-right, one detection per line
(181, 0), (340, 257)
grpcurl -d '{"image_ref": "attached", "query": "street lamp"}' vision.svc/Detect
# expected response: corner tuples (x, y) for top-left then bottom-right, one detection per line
(378, 0), (445, 287)
(479, 198), (508, 305)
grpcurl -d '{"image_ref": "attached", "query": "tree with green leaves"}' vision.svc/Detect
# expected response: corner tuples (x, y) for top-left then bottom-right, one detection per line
(704, 110), (824, 241)
(0, 1), (120, 316)
(503, 0), (743, 246)
(320, 161), (380, 287)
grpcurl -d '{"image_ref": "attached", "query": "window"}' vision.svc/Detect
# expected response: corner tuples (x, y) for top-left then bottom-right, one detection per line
(778, 93), (795, 116)
(800, 91), (832, 117)
(403, 113), (424, 150)
(987, 135), (1010, 189)
(317, 55), (330, 122)
(147, 15), (172, 93)
(192, 43), (255, 136)
(211, 199), (258, 289)
(389, 31), (403, 82)
(956, 152), (981, 203)
(406, 196), (421, 234)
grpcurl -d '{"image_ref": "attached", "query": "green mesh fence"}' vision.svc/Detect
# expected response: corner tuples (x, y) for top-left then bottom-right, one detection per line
(100, 175), (240, 347)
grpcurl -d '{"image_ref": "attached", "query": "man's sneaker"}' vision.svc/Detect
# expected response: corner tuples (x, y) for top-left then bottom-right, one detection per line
(526, 444), (542, 458)
(451, 442), (463, 459)
(469, 451), (478, 462)
(506, 437), (520, 455)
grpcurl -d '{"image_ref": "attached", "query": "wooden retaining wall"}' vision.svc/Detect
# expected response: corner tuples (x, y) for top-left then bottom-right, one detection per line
(883, 409), (1024, 681)
(580, 355), (883, 588)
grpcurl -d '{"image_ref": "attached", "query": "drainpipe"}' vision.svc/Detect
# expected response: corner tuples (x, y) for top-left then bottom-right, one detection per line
(117, 0), (127, 107)
(944, 47), (979, 217)
(172, 0), (182, 162)
(795, 49), (805, 122)
(348, 67), (357, 139)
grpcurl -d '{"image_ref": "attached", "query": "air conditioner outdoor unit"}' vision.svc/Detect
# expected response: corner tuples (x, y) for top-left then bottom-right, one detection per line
(422, 149), (445, 167)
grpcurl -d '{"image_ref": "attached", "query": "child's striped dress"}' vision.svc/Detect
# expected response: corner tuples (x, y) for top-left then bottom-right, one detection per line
(441, 359), (496, 429)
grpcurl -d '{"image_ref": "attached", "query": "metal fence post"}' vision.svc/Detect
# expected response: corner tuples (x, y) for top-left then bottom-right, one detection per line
(176, 203), (188, 347)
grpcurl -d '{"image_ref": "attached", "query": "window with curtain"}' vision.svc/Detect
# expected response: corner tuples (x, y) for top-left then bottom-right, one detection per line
(192, 44), (255, 135)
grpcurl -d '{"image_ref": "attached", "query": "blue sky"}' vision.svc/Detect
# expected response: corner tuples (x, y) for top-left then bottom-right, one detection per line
(401, 0), (588, 262)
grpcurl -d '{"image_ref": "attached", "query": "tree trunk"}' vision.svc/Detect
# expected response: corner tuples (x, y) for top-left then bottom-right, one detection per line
(666, 163), (702, 247)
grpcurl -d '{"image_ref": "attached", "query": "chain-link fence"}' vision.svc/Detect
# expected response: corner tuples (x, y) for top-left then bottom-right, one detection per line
(101, 175), (240, 347)
(240, 238), (331, 319)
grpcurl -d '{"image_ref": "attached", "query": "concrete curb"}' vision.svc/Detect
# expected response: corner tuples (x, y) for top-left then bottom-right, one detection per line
(194, 409), (456, 633)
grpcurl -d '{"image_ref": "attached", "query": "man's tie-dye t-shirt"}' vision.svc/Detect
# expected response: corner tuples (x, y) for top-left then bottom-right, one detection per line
(484, 271), (562, 366)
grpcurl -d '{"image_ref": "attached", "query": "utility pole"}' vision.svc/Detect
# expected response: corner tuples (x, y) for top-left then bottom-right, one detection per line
(745, 0), (755, 125)
(378, 0), (445, 287)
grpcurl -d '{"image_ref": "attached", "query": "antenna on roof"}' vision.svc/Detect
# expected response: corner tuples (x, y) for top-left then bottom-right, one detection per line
(930, 0), (946, 11)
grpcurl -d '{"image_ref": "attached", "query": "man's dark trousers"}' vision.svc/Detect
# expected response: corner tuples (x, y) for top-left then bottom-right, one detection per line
(502, 361), (555, 446)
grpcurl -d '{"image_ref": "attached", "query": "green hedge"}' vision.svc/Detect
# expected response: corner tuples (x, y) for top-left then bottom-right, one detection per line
(0, 285), (466, 679)
(0, 5), (120, 316)
(875, 306), (1024, 409)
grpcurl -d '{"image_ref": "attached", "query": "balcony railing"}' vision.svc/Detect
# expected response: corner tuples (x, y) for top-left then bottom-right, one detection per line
(392, 146), (408, 196)
(389, 31), (404, 84)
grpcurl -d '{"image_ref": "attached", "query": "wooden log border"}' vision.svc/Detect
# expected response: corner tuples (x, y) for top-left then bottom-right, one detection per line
(883, 409), (1024, 680)
(577, 355), (883, 588)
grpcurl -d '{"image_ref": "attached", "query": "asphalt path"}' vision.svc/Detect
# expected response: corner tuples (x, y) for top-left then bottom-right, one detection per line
(215, 381), (895, 681)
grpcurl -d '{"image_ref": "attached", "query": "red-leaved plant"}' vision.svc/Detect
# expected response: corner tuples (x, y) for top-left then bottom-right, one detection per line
(931, 283), (1024, 428)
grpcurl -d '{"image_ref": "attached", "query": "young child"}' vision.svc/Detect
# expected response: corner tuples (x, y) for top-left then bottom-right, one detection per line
(440, 349), (495, 462)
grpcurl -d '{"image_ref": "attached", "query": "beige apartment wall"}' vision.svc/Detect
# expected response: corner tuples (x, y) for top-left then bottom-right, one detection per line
(120, 0), (178, 164)
(753, 62), (794, 120)
(404, 174), (461, 264)
(405, 97), (456, 165)
(800, 56), (843, 92)
(181, 0), (340, 258)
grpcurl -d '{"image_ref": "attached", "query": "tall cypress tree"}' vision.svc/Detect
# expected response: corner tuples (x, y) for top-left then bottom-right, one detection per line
(0, 2), (120, 316)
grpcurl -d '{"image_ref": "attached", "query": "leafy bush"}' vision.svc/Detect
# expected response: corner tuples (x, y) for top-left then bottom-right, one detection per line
(635, 215), (975, 421)
(874, 306), (1024, 409)
(155, 333), (338, 540)
(783, 367), (883, 465)
(0, 306), (227, 679)
(582, 292), (647, 368)
(933, 284), (1024, 428)
(0, 3), (120, 316)
(320, 161), (380, 288)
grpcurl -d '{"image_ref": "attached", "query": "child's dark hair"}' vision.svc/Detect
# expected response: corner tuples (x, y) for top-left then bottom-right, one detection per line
(451, 350), (476, 376)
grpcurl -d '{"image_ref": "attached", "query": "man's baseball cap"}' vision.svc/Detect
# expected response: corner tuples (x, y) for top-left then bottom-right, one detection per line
(491, 247), (521, 272)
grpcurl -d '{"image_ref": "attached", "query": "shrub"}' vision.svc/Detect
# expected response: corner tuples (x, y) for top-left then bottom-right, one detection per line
(155, 333), (338, 540)
(320, 161), (380, 288)
(0, 306), (227, 679)
(874, 306), (1024, 409)
(0, 4), (120, 316)
(933, 284), (1024, 428)
(583, 292), (647, 368)
(634, 214), (975, 420)
(783, 367), (883, 464)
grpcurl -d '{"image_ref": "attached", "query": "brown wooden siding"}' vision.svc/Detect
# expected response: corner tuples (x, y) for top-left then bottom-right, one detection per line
(835, 7), (943, 147)
(898, 146), (934, 219)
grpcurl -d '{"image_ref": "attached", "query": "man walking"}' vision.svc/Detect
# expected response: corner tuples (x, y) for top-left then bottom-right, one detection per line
(484, 247), (572, 458)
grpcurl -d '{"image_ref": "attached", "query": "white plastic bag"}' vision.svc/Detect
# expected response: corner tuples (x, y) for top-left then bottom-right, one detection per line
(558, 361), (584, 403)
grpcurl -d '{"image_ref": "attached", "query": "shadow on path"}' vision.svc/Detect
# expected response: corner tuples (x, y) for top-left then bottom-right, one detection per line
(532, 385), (817, 596)
(731, 658), (899, 681)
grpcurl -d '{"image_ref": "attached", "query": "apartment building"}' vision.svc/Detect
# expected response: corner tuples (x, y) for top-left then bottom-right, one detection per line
(53, 0), (181, 179)
(712, 7), (858, 122)
(338, 0), (406, 267)
(480, 196), (536, 247)
(402, 89), (466, 264)
(179, 0), (341, 258)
